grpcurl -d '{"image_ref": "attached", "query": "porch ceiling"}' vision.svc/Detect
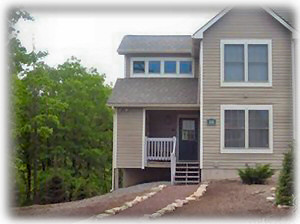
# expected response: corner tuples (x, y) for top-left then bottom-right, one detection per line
(108, 78), (199, 106)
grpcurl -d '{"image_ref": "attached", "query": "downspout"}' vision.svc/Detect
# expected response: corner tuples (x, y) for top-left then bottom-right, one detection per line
(199, 39), (204, 169)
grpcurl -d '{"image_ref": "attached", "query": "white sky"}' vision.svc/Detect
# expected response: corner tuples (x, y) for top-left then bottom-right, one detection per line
(15, 9), (220, 85)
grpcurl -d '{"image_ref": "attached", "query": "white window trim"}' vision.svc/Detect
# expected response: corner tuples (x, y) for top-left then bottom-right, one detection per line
(220, 105), (273, 154)
(130, 57), (194, 78)
(220, 39), (272, 87)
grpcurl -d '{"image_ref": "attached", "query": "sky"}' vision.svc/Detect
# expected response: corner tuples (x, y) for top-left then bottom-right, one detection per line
(15, 8), (220, 85)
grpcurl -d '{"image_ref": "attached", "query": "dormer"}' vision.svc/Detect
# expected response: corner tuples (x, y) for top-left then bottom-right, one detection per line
(117, 35), (200, 78)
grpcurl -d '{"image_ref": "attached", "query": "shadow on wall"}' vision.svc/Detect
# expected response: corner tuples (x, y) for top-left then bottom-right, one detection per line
(120, 168), (171, 188)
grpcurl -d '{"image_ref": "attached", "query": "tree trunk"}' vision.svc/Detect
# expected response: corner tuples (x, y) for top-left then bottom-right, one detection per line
(26, 163), (32, 203)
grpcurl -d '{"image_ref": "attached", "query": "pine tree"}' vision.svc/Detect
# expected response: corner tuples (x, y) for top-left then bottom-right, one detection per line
(276, 146), (294, 205)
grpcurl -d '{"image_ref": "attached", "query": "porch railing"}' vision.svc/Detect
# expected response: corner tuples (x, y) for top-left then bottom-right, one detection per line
(145, 137), (176, 161)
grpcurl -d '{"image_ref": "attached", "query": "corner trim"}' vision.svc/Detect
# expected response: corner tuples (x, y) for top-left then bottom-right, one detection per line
(199, 40), (204, 169)
(112, 109), (118, 190)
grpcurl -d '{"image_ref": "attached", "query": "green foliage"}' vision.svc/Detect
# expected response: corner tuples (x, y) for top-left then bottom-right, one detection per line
(238, 164), (274, 184)
(41, 176), (67, 204)
(11, 10), (113, 206)
(276, 146), (294, 206)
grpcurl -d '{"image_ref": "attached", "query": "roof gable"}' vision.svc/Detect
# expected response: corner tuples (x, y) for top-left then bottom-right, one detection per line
(192, 7), (296, 39)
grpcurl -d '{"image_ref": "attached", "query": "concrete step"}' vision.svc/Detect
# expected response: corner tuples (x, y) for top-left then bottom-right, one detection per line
(175, 176), (199, 178)
(176, 161), (199, 164)
(175, 171), (199, 174)
(174, 180), (200, 184)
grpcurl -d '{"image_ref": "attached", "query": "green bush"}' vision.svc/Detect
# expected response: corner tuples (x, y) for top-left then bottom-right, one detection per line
(276, 148), (294, 206)
(238, 164), (274, 184)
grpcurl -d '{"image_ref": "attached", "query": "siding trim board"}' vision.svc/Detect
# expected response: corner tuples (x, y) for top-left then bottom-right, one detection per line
(199, 39), (204, 169)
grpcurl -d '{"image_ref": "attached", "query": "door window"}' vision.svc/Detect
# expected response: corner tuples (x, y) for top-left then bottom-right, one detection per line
(182, 120), (195, 141)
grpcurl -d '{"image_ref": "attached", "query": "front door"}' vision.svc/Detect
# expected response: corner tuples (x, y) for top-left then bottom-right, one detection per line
(178, 118), (198, 161)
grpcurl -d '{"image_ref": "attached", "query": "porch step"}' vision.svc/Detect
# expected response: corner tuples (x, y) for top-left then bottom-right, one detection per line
(173, 161), (201, 185)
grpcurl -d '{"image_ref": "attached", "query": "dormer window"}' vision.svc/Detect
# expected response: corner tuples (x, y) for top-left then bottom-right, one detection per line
(148, 61), (161, 74)
(164, 61), (177, 74)
(131, 57), (194, 78)
(180, 61), (192, 74)
(133, 61), (145, 73)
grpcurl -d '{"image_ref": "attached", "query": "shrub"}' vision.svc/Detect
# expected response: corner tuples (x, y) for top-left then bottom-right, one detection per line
(40, 176), (67, 204)
(276, 147), (294, 206)
(238, 164), (274, 184)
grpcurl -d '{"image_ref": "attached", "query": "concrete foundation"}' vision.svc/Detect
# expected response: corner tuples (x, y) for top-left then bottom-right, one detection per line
(201, 169), (239, 180)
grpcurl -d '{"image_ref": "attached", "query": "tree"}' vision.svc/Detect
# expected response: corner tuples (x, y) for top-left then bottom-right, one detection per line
(276, 146), (294, 206)
(11, 10), (113, 206)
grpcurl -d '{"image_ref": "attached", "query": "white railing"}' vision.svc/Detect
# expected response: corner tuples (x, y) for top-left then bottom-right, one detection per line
(170, 137), (176, 185)
(145, 137), (176, 161)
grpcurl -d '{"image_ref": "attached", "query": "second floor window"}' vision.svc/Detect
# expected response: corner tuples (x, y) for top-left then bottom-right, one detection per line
(164, 61), (177, 74)
(149, 61), (161, 73)
(133, 61), (145, 73)
(131, 57), (193, 77)
(221, 39), (272, 87)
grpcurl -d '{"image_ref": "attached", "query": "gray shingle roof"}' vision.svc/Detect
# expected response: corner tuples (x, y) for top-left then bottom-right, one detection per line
(117, 35), (193, 55)
(107, 78), (198, 106)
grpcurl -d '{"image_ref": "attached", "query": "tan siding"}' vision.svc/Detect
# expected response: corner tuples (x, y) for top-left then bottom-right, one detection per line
(116, 108), (143, 168)
(202, 8), (293, 170)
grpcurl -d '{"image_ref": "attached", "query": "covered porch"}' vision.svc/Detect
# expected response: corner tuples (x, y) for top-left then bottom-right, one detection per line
(144, 110), (200, 167)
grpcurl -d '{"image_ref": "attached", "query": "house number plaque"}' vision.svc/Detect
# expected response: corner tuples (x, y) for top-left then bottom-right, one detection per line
(207, 118), (216, 126)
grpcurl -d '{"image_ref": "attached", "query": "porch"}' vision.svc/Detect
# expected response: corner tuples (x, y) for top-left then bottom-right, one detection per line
(144, 110), (200, 184)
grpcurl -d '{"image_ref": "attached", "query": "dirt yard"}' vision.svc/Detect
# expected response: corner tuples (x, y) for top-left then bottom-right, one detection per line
(114, 184), (198, 217)
(12, 178), (293, 219)
(165, 178), (293, 218)
(12, 182), (168, 218)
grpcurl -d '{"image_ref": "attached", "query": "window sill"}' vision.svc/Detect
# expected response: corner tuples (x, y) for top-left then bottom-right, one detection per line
(220, 82), (272, 87)
(221, 148), (273, 154)
(131, 74), (194, 78)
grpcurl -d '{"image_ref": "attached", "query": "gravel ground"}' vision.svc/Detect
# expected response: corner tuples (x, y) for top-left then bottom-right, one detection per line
(12, 181), (169, 218)
(164, 178), (293, 218)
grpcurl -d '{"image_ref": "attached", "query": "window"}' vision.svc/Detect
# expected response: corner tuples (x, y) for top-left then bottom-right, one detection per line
(221, 40), (272, 87)
(133, 61), (145, 73)
(224, 45), (244, 82)
(248, 45), (268, 81)
(131, 57), (193, 77)
(164, 61), (177, 74)
(224, 110), (245, 147)
(221, 105), (273, 153)
(249, 110), (269, 147)
(182, 120), (196, 141)
(149, 61), (161, 74)
(180, 61), (192, 74)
